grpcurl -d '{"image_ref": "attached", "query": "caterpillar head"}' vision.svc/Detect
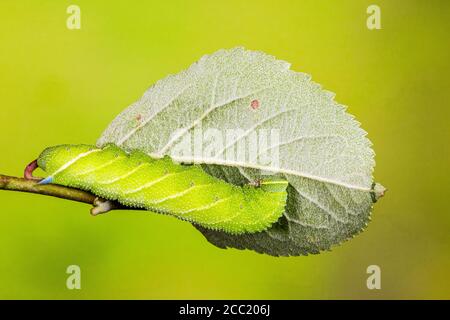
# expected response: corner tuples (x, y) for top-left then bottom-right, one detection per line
(37, 144), (99, 184)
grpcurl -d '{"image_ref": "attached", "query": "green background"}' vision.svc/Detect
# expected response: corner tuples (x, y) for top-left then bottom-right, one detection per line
(0, 0), (448, 299)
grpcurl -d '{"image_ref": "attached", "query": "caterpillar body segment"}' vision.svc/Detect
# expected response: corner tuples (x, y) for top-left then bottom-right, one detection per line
(37, 144), (288, 234)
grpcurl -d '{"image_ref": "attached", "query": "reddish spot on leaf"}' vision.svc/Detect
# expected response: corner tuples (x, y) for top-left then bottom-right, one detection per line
(250, 99), (260, 110)
(134, 114), (142, 127)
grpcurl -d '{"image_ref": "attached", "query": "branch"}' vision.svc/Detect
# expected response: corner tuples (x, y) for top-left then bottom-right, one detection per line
(0, 174), (133, 215)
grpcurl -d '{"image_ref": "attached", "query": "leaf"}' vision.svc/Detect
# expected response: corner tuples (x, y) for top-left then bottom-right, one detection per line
(97, 47), (384, 256)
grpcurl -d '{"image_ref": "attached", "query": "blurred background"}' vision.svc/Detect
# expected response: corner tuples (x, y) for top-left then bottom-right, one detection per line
(0, 0), (448, 299)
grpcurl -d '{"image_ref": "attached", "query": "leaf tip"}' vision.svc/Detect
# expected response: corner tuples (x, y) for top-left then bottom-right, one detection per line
(371, 182), (386, 202)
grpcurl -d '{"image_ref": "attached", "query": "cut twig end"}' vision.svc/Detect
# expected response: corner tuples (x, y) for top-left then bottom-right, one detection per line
(91, 197), (116, 215)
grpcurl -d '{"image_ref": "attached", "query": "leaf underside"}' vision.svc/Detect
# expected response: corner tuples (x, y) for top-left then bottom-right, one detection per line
(97, 47), (378, 256)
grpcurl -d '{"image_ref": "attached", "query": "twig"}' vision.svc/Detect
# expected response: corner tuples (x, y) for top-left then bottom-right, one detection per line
(0, 174), (132, 215)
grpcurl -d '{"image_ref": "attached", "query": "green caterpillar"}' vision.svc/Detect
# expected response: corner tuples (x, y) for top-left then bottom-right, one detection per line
(36, 143), (288, 234)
